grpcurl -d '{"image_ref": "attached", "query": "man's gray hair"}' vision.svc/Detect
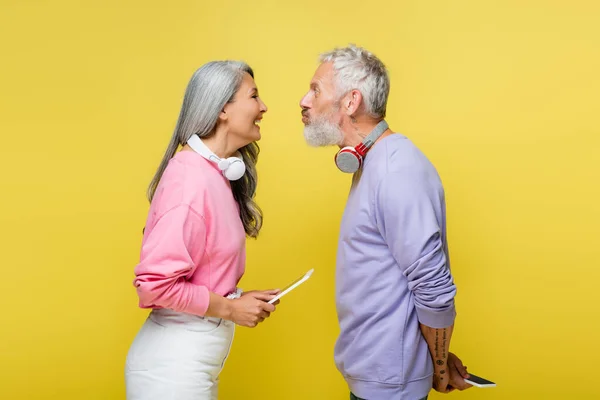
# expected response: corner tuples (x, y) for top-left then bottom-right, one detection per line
(319, 44), (390, 118)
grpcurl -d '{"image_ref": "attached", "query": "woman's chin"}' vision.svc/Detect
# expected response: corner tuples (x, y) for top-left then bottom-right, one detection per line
(234, 133), (260, 149)
(249, 128), (261, 142)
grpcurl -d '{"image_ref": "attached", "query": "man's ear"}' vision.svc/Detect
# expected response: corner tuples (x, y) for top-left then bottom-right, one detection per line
(345, 89), (363, 116)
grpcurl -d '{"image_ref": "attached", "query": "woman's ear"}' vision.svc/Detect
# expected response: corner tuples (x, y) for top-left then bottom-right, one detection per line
(218, 108), (228, 121)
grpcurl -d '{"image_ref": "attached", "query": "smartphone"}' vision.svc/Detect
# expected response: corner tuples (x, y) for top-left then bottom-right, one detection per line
(464, 373), (496, 388)
(267, 269), (314, 304)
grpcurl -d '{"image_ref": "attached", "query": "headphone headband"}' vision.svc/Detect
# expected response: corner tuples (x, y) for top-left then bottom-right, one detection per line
(187, 134), (218, 162)
(334, 120), (389, 173)
(186, 134), (246, 181)
(355, 120), (389, 156)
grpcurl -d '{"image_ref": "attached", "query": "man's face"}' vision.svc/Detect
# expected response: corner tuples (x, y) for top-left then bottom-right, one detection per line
(299, 62), (344, 147)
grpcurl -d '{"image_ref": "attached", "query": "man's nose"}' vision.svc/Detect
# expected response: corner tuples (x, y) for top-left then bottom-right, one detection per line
(299, 92), (311, 109)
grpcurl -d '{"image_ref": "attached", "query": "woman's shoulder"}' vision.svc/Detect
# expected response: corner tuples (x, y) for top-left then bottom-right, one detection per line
(153, 151), (221, 213)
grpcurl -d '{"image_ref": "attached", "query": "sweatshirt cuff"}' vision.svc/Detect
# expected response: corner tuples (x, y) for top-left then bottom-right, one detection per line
(182, 284), (210, 316)
(416, 304), (457, 328)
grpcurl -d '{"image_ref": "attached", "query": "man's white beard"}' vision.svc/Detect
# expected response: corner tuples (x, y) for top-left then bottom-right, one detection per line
(303, 113), (344, 147)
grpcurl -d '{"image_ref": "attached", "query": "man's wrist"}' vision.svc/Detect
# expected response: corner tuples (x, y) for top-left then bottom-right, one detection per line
(433, 360), (449, 374)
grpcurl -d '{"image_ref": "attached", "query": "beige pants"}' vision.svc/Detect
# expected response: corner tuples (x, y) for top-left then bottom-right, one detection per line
(125, 308), (235, 400)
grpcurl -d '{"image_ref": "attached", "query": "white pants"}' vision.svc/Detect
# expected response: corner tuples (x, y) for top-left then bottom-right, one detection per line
(125, 308), (235, 400)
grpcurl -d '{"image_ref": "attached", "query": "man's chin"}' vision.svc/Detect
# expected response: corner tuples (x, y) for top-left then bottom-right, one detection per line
(303, 127), (322, 147)
(303, 129), (341, 147)
(304, 140), (325, 148)
(302, 135), (321, 147)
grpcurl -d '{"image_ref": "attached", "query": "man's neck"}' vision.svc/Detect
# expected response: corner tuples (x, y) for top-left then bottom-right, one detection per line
(341, 118), (392, 148)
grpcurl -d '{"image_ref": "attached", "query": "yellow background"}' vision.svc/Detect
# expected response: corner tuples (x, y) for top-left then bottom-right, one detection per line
(1, 0), (598, 399)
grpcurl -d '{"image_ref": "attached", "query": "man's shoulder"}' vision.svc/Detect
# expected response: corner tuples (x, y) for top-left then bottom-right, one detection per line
(368, 134), (441, 185)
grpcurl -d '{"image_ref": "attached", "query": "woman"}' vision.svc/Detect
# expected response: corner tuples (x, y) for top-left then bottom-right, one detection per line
(125, 61), (278, 399)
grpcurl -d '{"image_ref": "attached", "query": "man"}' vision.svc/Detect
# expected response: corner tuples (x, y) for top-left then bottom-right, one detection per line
(300, 44), (472, 400)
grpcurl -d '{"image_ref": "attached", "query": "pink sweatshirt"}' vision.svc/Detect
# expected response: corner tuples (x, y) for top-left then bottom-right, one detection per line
(133, 150), (246, 316)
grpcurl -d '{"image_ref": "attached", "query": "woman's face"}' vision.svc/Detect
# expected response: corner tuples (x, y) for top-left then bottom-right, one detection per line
(222, 72), (268, 148)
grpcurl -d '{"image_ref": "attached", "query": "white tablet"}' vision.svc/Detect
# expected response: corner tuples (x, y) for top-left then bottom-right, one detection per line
(268, 269), (314, 304)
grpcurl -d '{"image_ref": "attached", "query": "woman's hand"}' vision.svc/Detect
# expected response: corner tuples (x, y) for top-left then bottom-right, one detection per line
(230, 289), (280, 327)
(241, 289), (280, 304)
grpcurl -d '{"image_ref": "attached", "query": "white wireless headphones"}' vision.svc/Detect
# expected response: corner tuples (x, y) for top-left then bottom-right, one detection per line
(186, 134), (246, 181)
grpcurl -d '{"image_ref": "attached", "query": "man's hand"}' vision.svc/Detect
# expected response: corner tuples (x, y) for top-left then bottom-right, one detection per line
(447, 352), (472, 391)
(432, 352), (471, 393)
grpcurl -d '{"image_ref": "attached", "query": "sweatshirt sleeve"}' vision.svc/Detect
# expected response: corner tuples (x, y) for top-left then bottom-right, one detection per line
(133, 204), (210, 316)
(375, 172), (456, 328)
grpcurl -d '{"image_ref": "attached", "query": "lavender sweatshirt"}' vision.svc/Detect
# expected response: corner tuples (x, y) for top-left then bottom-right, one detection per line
(335, 134), (457, 400)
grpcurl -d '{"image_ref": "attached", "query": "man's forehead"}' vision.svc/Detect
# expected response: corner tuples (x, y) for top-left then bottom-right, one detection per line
(311, 62), (334, 85)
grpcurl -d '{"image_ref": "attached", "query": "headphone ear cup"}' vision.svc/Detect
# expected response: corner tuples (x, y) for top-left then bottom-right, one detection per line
(222, 157), (246, 181)
(335, 147), (362, 173)
(217, 158), (231, 171)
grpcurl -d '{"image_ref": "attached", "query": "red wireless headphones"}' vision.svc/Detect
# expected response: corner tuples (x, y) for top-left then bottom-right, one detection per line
(334, 120), (389, 173)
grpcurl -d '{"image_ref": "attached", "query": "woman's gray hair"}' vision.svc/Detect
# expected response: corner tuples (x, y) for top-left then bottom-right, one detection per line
(147, 61), (263, 238)
(319, 44), (390, 118)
